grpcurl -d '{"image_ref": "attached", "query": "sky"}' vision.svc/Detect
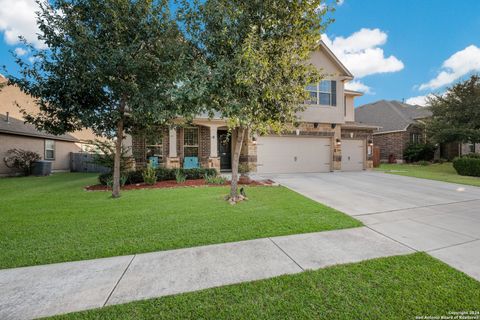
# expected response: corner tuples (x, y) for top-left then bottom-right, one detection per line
(0, 0), (480, 107)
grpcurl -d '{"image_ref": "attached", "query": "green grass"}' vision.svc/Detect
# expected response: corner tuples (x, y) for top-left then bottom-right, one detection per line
(376, 162), (480, 187)
(0, 173), (360, 269)
(47, 253), (480, 320)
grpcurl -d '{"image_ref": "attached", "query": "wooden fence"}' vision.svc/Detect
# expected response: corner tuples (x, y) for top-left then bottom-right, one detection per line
(70, 153), (109, 173)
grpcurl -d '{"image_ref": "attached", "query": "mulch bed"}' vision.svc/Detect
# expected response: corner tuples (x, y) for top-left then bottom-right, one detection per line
(85, 177), (274, 191)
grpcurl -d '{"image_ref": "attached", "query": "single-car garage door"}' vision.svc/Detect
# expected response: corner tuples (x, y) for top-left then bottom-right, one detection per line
(256, 136), (331, 174)
(341, 139), (364, 171)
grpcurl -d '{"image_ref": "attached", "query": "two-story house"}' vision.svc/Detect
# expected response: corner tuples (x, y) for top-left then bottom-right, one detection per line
(130, 41), (378, 174)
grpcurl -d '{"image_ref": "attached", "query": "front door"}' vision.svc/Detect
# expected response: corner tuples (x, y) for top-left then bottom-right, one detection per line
(218, 130), (232, 171)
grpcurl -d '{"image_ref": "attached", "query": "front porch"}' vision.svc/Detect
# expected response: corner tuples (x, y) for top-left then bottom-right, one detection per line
(131, 121), (257, 173)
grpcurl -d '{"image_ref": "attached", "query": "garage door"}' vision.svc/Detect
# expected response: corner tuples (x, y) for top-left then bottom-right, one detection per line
(256, 136), (331, 174)
(341, 139), (364, 171)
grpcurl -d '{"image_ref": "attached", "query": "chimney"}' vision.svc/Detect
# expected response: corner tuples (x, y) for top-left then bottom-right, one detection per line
(5, 112), (9, 123)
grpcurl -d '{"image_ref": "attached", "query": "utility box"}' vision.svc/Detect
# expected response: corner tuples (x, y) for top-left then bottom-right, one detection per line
(31, 160), (52, 176)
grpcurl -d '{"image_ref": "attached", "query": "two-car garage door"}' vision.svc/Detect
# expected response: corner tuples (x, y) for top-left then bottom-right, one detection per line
(256, 136), (331, 174)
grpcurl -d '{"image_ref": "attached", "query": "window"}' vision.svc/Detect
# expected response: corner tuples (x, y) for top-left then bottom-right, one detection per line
(146, 135), (163, 160)
(45, 139), (55, 160)
(469, 143), (476, 153)
(305, 80), (337, 106)
(410, 133), (420, 144)
(183, 127), (199, 157)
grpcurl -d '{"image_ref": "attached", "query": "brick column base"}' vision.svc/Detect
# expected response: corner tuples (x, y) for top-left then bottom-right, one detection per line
(165, 157), (181, 169)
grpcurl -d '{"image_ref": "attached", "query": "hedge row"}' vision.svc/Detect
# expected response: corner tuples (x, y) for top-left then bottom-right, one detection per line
(453, 154), (480, 177)
(99, 167), (218, 186)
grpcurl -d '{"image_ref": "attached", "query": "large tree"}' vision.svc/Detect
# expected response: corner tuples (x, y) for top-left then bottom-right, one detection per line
(427, 75), (480, 146)
(9, 0), (195, 197)
(180, 0), (329, 202)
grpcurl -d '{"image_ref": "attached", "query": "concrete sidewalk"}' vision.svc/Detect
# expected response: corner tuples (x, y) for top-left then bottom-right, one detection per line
(0, 227), (412, 320)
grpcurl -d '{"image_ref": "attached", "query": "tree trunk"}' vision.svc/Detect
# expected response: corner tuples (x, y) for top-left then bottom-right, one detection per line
(229, 126), (246, 202)
(112, 100), (126, 198)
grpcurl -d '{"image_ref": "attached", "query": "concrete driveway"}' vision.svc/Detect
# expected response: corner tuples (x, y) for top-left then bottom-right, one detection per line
(265, 171), (480, 281)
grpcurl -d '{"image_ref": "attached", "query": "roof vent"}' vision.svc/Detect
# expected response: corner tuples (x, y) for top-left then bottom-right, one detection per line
(5, 112), (9, 123)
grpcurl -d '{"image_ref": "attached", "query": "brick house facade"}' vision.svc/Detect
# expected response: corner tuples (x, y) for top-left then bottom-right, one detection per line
(372, 124), (424, 162)
(131, 121), (375, 172)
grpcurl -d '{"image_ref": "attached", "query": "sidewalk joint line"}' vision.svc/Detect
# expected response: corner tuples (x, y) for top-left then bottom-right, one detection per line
(268, 238), (304, 271)
(409, 217), (480, 239)
(103, 254), (136, 307)
(354, 198), (480, 217)
(427, 238), (480, 253)
(365, 226), (418, 252)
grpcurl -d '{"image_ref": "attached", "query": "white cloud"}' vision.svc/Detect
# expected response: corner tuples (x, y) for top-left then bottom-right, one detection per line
(419, 45), (480, 90)
(14, 47), (27, 56)
(0, 0), (45, 49)
(337, 0), (345, 5)
(345, 80), (372, 94)
(322, 28), (404, 78)
(405, 95), (432, 106)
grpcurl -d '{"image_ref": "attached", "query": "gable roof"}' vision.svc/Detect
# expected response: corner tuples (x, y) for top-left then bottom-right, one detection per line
(0, 113), (78, 142)
(355, 100), (432, 133)
(318, 40), (354, 79)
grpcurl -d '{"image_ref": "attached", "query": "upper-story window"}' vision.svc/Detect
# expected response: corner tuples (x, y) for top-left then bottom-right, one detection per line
(305, 80), (337, 106)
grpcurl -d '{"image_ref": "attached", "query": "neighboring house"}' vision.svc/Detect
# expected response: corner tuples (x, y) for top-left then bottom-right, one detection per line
(355, 100), (477, 162)
(129, 41), (378, 174)
(0, 75), (100, 175)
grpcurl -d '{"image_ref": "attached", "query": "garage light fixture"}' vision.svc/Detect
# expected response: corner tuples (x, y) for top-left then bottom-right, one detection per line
(331, 124), (336, 129)
(252, 136), (257, 145)
(336, 138), (341, 146)
(314, 122), (319, 128)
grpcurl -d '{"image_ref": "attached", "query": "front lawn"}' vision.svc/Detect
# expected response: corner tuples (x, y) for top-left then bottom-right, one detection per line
(0, 173), (360, 269)
(48, 253), (480, 320)
(376, 162), (480, 187)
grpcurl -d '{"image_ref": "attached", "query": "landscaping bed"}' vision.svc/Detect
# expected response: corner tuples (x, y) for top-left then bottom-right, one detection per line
(48, 253), (480, 320)
(85, 177), (274, 191)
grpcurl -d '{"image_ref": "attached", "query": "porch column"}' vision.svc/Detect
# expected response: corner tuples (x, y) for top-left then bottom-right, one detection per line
(169, 127), (177, 157)
(165, 126), (180, 169)
(210, 125), (219, 157)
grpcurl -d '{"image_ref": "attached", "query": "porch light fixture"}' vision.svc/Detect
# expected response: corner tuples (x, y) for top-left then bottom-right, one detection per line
(331, 124), (337, 129)
(313, 122), (319, 129)
(252, 136), (257, 145)
(349, 132), (354, 138)
(336, 138), (341, 146)
(368, 139), (373, 146)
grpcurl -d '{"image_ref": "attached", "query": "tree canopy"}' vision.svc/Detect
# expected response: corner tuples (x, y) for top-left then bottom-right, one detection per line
(9, 0), (196, 197)
(427, 75), (480, 145)
(179, 0), (330, 201)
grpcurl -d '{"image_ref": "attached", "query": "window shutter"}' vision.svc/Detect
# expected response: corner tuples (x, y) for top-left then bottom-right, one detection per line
(331, 81), (337, 106)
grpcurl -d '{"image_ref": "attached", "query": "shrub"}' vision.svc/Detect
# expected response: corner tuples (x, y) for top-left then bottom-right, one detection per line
(126, 170), (144, 184)
(99, 167), (219, 185)
(3, 148), (41, 175)
(142, 164), (157, 185)
(453, 156), (480, 177)
(89, 139), (133, 174)
(238, 163), (250, 175)
(463, 153), (480, 159)
(403, 143), (436, 163)
(205, 173), (227, 185)
(98, 173), (128, 186)
(175, 169), (186, 183)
